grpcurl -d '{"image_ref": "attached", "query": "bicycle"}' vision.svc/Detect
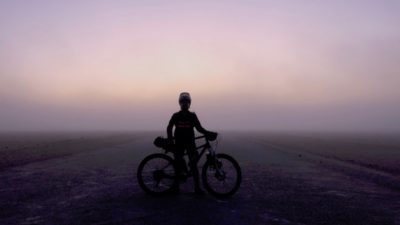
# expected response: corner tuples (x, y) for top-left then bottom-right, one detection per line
(137, 133), (241, 198)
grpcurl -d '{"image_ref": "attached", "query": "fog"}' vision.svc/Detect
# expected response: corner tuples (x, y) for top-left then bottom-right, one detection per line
(1, 95), (399, 132)
(1, 0), (400, 132)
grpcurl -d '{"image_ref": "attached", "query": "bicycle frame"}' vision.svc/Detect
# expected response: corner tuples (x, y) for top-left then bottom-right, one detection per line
(193, 135), (216, 163)
(160, 135), (217, 177)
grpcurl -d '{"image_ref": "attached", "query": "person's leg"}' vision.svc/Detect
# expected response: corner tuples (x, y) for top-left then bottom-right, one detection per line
(171, 143), (186, 193)
(187, 142), (203, 194)
(174, 143), (188, 175)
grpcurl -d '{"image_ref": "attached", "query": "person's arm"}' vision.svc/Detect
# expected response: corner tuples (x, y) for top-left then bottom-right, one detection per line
(193, 113), (208, 134)
(167, 114), (175, 140)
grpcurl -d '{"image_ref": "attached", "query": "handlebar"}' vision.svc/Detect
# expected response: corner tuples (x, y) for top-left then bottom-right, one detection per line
(195, 132), (218, 141)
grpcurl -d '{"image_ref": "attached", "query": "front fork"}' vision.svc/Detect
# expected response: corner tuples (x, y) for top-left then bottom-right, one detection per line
(206, 146), (216, 167)
(206, 148), (225, 180)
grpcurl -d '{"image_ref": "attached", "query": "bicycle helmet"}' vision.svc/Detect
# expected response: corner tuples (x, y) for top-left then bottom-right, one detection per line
(179, 92), (191, 104)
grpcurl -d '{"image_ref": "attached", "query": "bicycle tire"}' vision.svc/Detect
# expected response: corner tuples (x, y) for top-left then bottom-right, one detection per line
(137, 153), (178, 195)
(202, 153), (241, 198)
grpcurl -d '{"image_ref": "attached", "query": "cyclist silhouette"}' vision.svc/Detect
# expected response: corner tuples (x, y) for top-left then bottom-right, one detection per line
(167, 92), (215, 194)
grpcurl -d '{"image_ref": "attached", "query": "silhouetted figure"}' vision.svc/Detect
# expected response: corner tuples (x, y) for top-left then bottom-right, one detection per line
(167, 92), (214, 194)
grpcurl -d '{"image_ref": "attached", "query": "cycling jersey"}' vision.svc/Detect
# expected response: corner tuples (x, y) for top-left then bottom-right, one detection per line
(167, 110), (207, 141)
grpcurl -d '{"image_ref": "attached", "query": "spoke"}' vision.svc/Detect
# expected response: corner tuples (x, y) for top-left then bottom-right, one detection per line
(140, 156), (177, 193)
(205, 157), (239, 194)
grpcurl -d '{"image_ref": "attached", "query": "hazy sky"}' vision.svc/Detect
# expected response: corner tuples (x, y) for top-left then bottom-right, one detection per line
(1, 0), (399, 132)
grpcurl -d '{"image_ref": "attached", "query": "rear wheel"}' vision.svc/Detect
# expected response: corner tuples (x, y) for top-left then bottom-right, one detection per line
(137, 153), (178, 195)
(202, 153), (241, 198)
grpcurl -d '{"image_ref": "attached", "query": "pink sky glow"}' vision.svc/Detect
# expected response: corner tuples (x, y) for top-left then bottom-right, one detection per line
(1, 0), (400, 131)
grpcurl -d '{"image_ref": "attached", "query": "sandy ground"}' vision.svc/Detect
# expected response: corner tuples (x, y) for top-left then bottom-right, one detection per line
(0, 132), (399, 225)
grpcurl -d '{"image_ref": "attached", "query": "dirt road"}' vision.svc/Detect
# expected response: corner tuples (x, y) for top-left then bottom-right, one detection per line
(0, 132), (399, 225)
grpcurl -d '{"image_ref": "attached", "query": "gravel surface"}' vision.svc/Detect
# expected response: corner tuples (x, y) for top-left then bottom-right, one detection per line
(0, 132), (399, 225)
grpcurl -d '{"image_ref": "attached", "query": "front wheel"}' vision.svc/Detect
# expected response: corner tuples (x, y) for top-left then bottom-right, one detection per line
(202, 153), (241, 198)
(137, 153), (178, 195)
